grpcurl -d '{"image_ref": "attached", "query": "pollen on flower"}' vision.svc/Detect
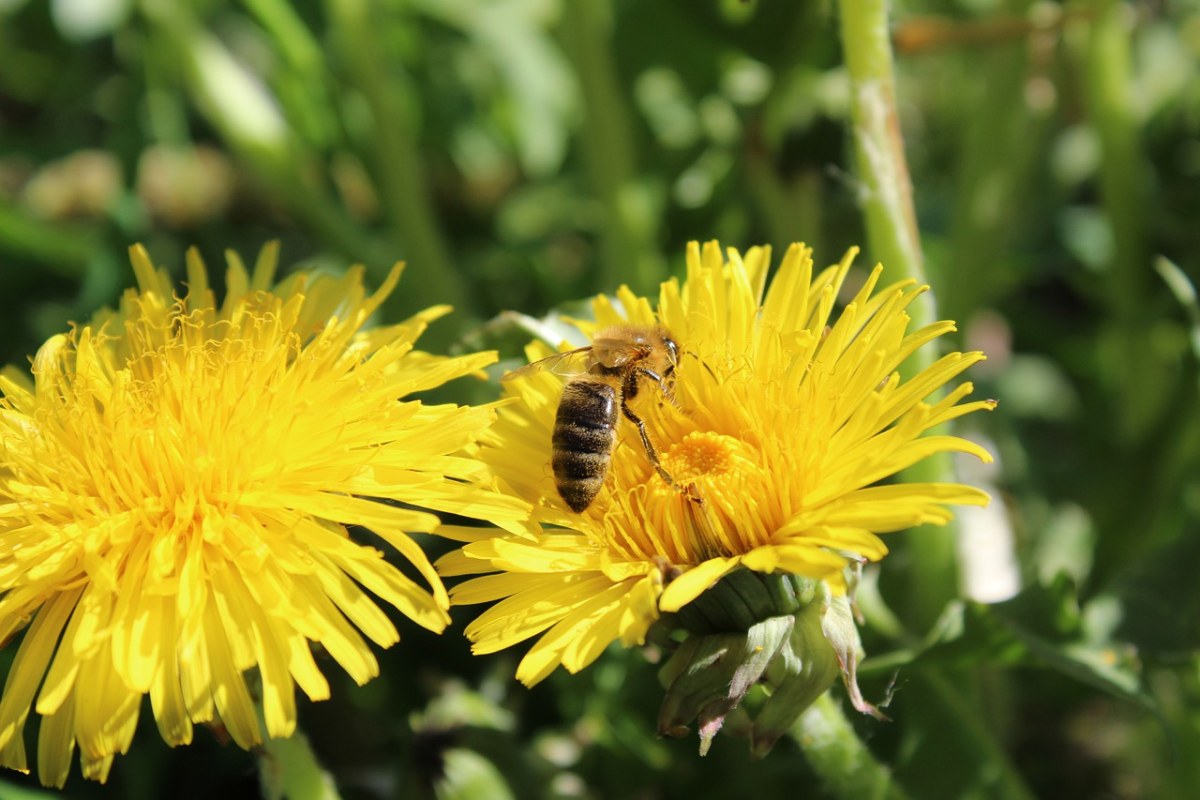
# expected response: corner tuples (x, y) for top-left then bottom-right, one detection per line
(661, 432), (740, 485)
(443, 240), (995, 700)
(0, 243), (530, 788)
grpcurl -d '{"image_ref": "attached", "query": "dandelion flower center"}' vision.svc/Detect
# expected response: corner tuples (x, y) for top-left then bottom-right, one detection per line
(443, 241), (996, 691)
(0, 245), (529, 787)
(662, 432), (740, 484)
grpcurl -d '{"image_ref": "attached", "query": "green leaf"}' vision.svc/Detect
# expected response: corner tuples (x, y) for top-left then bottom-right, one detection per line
(0, 778), (65, 800)
(1112, 529), (1200, 656)
(259, 731), (341, 800)
(436, 749), (517, 800)
(863, 577), (1153, 712)
(410, 681), (516, 733)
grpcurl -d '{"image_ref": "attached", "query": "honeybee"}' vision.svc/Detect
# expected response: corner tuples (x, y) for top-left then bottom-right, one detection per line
(504, 324), (681, 512)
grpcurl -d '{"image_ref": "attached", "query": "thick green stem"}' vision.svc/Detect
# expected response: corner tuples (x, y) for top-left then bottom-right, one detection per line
(837, 0), (930, 314)
(834, 22), (1026, 797)
(838, 0), (956, 630)
(792, 693), (910, 800)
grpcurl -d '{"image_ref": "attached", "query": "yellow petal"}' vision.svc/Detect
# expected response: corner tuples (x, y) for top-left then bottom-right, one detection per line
(436, 240), (995, 687)
(0, 589), (79, 773)
(37, 700), (76, 789)
(659, 558), (739, 613)
(466, 574), (617, 655)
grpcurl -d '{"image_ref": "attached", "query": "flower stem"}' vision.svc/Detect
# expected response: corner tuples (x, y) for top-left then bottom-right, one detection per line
(837, 0), (956, 630)
(791, 693), (910, 800)
(836, 0), (930, 321)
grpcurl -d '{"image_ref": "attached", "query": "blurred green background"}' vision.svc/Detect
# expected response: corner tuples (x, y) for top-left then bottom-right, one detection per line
(1, 0), (1199, 798)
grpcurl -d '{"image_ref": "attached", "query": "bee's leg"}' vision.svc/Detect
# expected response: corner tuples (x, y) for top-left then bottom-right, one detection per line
(635, 367), (679, 407)
(619, 394), (678, 489)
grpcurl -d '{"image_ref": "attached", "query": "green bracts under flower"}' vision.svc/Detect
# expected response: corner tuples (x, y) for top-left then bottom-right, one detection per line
(657, 568), (880, 757)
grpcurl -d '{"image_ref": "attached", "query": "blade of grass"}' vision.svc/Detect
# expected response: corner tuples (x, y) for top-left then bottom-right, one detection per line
(559, 0), (664, 293)
(326, 0), (472, 333)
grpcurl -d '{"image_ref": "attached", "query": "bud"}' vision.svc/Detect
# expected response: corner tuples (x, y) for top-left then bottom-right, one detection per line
(656, 568), (884, 757)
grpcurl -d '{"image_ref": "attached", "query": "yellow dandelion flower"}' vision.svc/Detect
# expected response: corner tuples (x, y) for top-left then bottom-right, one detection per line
(440, 241), (994, 697)
(0, 244), (528, 787)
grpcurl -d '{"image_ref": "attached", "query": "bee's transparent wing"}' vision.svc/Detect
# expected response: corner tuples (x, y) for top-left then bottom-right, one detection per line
(589, 337), (642, 369)
(501, 347), (593, 381)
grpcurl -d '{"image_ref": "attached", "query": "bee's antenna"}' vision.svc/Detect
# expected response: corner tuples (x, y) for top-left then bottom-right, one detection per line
(683, 349), (718, 381)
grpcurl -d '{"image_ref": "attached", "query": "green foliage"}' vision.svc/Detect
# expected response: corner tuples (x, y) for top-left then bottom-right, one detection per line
(1, 0), (1199, 798)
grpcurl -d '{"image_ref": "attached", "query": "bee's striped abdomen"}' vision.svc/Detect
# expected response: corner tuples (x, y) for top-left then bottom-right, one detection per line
(552, 380), (618, 512)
